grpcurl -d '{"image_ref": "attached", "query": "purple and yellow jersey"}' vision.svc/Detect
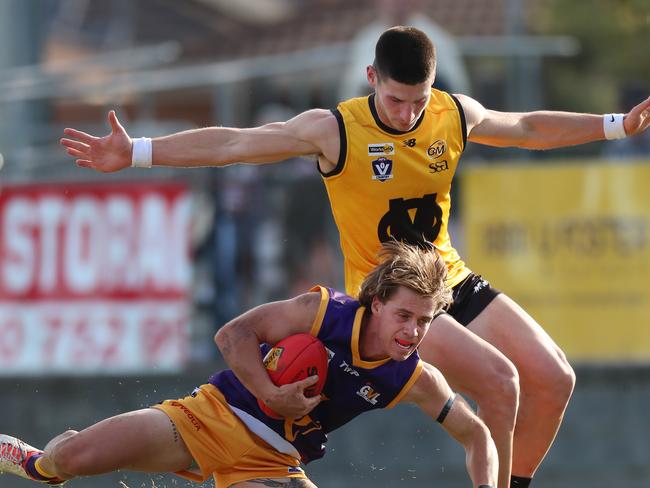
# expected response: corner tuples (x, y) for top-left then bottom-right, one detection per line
(209, 286), (423, 463)
(322, 88), (470, 296)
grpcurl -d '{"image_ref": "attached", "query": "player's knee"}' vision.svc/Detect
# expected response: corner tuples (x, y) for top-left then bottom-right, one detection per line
(497, 356), (520, 399)
(517, 348), (575, 422)
(480, 356), (520, 418)
(49, 431), (88, 476)
(539, 353), (575, 406)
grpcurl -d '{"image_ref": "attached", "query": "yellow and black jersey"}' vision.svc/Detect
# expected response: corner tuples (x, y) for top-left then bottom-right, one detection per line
(321, 88), (471, 296)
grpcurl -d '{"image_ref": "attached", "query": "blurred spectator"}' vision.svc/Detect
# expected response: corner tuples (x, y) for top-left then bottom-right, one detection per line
(339, 0), (470, 99)
(254, 103), (343, 299)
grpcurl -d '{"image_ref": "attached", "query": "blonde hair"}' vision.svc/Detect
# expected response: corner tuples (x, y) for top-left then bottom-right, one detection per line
(358, 241), (451, 313)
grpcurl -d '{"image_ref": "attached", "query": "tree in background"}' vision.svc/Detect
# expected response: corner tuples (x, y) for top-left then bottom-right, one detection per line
(537, 0), (650, 114)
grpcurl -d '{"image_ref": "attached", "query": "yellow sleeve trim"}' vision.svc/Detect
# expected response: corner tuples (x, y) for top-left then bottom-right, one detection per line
(308, 285), (329, 337)
(385, 360), (424, 409)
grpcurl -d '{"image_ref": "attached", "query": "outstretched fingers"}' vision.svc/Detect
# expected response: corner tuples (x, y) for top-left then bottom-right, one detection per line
(62, 128), (97, 144)
(66, 147), (88, 159)
(623, 96), (650, 135)
(60, 138), (90, 152)
(76, 160), (94, 169)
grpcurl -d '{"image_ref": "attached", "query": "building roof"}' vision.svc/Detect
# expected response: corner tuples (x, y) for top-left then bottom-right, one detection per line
(52, 0), (544, 63)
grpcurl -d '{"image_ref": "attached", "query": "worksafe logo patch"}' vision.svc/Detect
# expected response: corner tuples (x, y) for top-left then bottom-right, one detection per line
(371, 157), (393, 182)
(368, 143), (394, 156)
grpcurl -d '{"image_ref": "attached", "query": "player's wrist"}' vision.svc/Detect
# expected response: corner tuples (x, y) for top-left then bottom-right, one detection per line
(258, 382), (282, 403)
(131, 137), (153, 168)
(603, 113), (627, 140)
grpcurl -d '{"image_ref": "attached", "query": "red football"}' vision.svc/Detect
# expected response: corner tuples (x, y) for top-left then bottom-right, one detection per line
(258, 333), (329, 418)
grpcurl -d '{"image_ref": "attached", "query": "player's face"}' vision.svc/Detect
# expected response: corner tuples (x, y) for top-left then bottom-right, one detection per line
(371, 286), (436, 361)
(367, 66), (433, 132)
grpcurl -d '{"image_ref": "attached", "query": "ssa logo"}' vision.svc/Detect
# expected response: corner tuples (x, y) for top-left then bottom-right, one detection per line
(356, 384), (381, 405)
(427, 140), (447, 158)
(428, 160), (449, 174)
(368, 143), (394, 156)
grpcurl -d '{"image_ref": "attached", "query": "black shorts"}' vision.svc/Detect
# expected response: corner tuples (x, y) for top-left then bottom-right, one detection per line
(445, 273), (501, 326)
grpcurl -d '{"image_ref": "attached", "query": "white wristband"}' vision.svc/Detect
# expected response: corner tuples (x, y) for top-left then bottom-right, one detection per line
(131, 137), (153, 168)
(603, 114), (626, 140)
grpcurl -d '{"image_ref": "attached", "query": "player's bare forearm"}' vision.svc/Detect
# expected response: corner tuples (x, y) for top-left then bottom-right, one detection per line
(461, 93), (650, 151)
(214, 294), (320, 401)
(152, 123), (318, 168)
(440, 396), (499, 488)
(215, 312), (276, 400)
(403, 365), (498, 487)
(151, 108), (335, 168)
(469, 110), (604, 150)
(62, 109), (334, 173)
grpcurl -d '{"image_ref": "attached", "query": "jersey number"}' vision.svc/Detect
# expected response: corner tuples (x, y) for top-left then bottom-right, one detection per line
(377, 193), (443, 246)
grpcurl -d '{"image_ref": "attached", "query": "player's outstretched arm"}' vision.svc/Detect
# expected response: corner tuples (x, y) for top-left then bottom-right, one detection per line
(401, 362), (499, 488)
(458, 93), (650, 150)
(215, 292), (323, 419)
(61, 109), (339, 173)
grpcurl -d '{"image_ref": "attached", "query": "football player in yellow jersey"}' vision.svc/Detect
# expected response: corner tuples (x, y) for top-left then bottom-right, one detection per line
(61, 26), (650, 488)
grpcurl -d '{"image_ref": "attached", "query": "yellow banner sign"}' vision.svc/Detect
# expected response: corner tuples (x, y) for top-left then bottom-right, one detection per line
(463, 160), (650, 362)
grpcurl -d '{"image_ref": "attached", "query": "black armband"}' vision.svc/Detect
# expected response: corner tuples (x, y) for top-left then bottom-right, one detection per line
(436, 393), (457, 423)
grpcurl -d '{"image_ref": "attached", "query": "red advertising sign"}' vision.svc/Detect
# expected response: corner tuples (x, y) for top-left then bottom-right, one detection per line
(0, 181), (192, 374)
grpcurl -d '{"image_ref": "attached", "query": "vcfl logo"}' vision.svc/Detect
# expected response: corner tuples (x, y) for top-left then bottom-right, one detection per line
(371, 157), (393, 182)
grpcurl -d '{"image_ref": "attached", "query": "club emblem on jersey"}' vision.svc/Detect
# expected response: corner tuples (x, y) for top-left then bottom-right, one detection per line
(368, 142), (394, 156)
(356, 384), (381, 405)
(372, 157), (393, 182)
(427, 139), (447, 158)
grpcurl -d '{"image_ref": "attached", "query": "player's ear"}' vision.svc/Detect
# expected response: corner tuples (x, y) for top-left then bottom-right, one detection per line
(371, 295), (383, 314)
(367, 65), (378, 88)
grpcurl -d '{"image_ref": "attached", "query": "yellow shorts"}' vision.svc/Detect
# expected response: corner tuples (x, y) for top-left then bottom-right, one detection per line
(153, 384), (307, 487)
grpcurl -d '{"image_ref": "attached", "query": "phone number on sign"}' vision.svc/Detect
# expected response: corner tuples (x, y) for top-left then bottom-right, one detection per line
(0, 301), (189, 375)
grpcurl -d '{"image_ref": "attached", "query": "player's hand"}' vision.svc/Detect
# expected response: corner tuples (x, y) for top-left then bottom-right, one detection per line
(60, 110), (132, 173)
(624, 96), (650, 136)
(265, 375), (322, 419)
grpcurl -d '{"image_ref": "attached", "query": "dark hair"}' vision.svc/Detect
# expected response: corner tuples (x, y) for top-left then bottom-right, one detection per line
(374, 26), (436, 85)
(358, 240), (451, 314)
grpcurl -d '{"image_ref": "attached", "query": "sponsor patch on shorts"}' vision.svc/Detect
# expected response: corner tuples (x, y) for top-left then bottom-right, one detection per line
(288, 466), (304, 474)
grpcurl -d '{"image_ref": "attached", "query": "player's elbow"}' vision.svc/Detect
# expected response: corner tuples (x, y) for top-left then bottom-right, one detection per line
(214, 323), (233, 353)
(214, 317), (257, 356)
